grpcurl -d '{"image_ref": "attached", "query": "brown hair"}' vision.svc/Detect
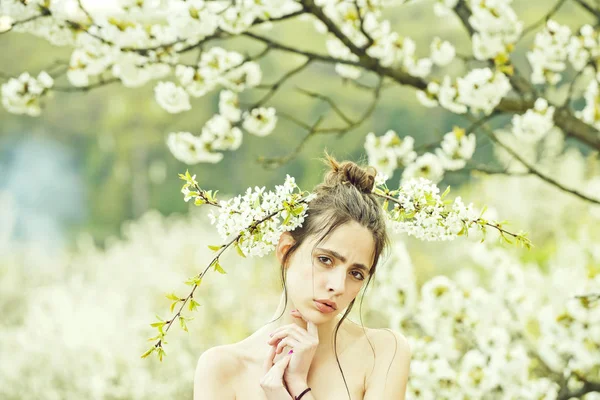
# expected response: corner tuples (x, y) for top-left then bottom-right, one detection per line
(273, 152), (389, 399)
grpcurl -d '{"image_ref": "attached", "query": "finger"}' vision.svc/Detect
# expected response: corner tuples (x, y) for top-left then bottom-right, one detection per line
(269, 323), (301, 338)
(275, 337), (301, 354)
(271, 352), (293, 375)
(263, 344), (277, 375)
(268, 326), (306, 345)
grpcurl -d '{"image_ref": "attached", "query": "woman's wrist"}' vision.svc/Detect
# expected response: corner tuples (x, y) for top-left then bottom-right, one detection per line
(287, 378), (309, 398)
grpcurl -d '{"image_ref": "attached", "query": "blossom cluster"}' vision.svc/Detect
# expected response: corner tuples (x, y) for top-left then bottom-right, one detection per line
(364, 130), (417, 177)
(467, 0), (523, 61)
(365, 148), (600, 399)
(203, 175), (316, 257)
(365, 127), (476, 184)
(368, 231), (599, 399)
(417, 68), (511, 115)
(527, 20), (573, 85)
(511, 98), (556, 143)
(0, 195), (283, 398)
(379, 177), (487, 242)
(577, 75), (600, 130)
(166, 89), (277, 165)
(526, 20), (600, 85)
(1, 71), (54, 116)
(305, 2), (437, 79)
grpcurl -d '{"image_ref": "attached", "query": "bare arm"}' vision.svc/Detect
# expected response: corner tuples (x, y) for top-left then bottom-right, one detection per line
(193, 346), (237, 400)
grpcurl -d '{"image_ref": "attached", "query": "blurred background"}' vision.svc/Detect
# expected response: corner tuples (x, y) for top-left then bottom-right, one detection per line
(1, 0), (599, 399)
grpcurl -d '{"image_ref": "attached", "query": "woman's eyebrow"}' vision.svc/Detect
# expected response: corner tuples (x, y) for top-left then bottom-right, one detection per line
(315, 247), (370, 273)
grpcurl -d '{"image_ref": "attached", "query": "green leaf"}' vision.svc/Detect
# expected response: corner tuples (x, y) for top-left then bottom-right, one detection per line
(213, 260), (226, 274)
(188, 298), (201, 312)
(283, 211), (291, 225)
(440, 186), (451, 200)
(157, 347), (166, 362)
(179, 316), (188, 332)
(165, 292), (180, 301)
(235, 242), (246, 258)
(291, 204), (305, 216)
(170, 301), (178, 313)
(147, 333), (163, 341)
(479, 206), (488, 219)
(141, 347), (156, 359)
(150, 321), (166, 328)
(208, 244), (223, 252)
(184, 276), (202, 286)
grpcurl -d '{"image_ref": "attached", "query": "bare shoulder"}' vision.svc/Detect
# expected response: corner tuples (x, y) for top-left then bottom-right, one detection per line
(193, 344), (241, 400)
(361, 328), (411, 400)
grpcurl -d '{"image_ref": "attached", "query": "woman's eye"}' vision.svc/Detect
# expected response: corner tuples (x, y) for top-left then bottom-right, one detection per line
(352, 271), (365, 281)
(318, 256), (332, 265)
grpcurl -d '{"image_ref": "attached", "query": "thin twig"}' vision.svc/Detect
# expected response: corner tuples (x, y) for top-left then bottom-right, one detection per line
(252, 58), (313, 108)
(520, 0), (569, 38)
(473, 119), (600, 205)
(573, 0), (600, 18)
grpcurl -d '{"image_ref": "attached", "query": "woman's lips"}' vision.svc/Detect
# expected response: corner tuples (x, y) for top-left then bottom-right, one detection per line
(314, 300), (336, 313)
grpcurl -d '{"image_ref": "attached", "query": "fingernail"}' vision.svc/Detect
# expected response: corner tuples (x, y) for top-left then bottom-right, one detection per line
(288, 349), (293, 354)
(269, 332), (273, 337)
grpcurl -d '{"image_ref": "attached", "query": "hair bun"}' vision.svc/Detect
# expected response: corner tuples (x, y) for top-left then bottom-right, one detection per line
(323, 153), (377, 193)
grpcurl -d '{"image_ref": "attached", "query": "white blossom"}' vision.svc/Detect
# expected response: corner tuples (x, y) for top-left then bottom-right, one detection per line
(433, 0), (459, 17)
(154, 81), (191, 114)
(439, 76), (468, 114)
(456, 68), (511, 115)
(430, 37), (455, 66)
(512, 98), (556, 142)
(166, 131), (223, 164)
(218, 90), (242, 122)
(242, 107), (277, 137)
(364, 130), (417, 177)
(199, 114), (243, 152)
(576, 78), (600, 130)
(527, 20), (571, 85)
(208, 175), (315, 257)
(175, 65), (216, 98)
(1, 71), (54, 116)
(221, 61), (262, 92)
(402, 153), (445, 184)
(435, 128), (476, 171)
(218, 6), (256, 34)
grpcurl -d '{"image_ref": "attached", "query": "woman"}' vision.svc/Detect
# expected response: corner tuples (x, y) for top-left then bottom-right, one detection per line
(193, 155), (411, 399)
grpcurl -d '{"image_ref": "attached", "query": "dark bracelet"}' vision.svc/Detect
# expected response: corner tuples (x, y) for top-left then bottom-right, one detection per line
(295, 388), (311, 400)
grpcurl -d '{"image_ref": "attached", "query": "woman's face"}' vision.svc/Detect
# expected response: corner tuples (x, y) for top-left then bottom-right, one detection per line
(277, 220), (376, 322)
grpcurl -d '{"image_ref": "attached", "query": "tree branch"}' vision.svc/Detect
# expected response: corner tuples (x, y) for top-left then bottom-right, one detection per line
(0, 12), (50, 35)
(53, 77), (120, 92)
(558, 378), (600, 400)
(473, 119), (600, 205)
(520, 0), (569, 38)
(258, 76), (384, 168)
(573, 0), (600, 19)
(242, 31), (363, 68)
(252, 59), (313, 108)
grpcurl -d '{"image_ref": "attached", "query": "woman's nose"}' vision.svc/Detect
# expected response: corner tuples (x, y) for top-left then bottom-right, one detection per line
(326, 268), (346, 294)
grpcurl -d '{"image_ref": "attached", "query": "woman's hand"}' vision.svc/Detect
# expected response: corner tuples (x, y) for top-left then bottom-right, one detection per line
(260, 344), (294, 400)
(267, 310), (319, 386)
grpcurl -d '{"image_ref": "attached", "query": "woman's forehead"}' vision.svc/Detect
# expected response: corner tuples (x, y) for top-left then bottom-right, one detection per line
(308, 221), (375, 264)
